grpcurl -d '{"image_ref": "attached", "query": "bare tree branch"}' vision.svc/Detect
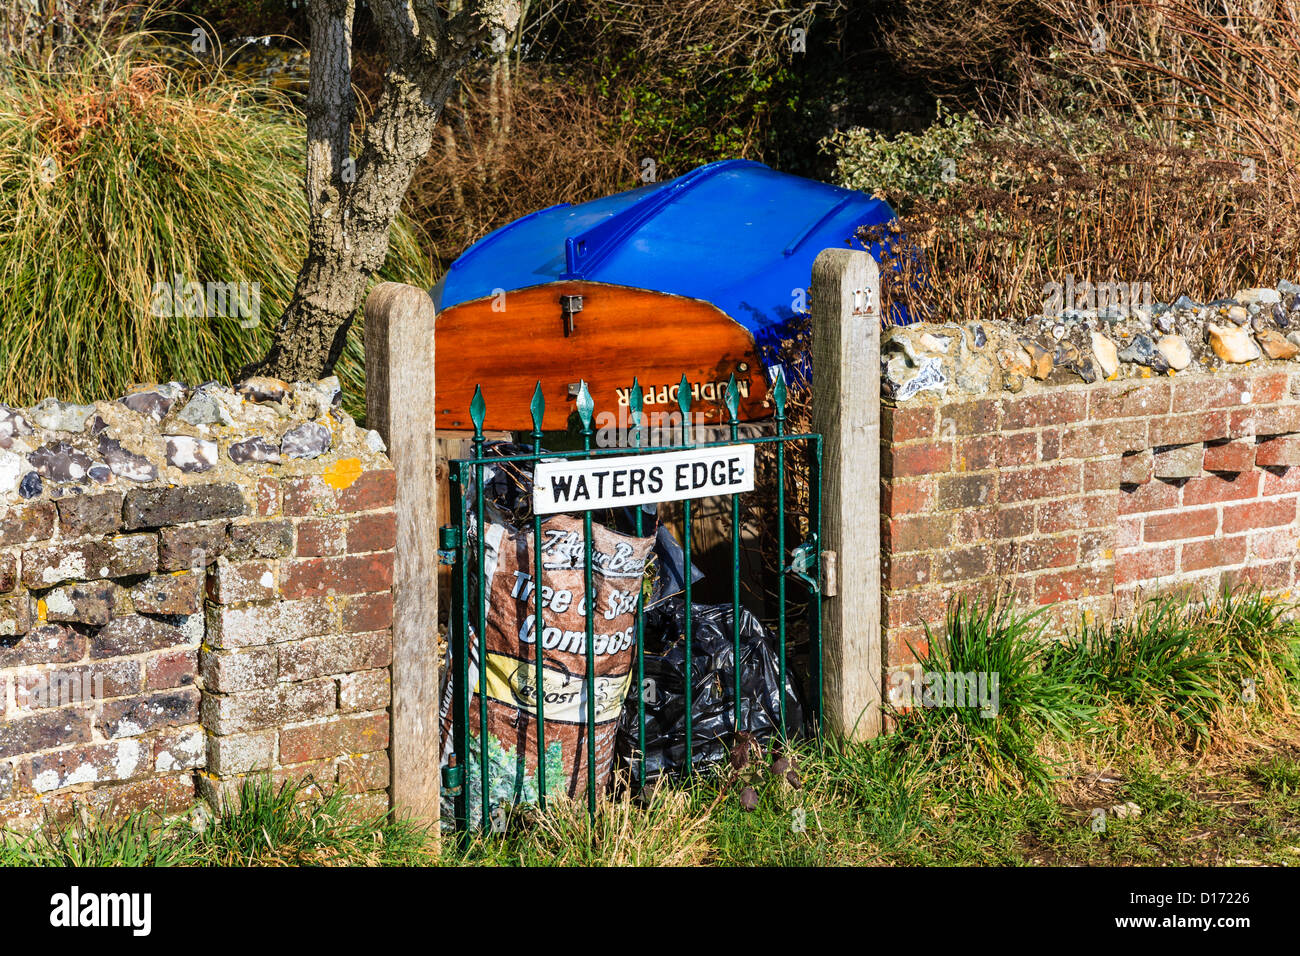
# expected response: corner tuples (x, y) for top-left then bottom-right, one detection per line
(303, 0), (355, 229)
(245, 0), (521, 383)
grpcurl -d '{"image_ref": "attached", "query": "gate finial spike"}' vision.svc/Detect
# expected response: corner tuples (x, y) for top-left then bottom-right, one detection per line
(576, 380), (594, 431)
(724, 373), (740, 422)
(677, 373), (692, 415)
(530, 382), (545, 434)
(629, 377), (644, 425)
(772, 367), (788, 418)
(470, 384), (486, 437)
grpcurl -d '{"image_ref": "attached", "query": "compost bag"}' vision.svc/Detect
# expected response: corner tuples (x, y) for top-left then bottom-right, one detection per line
(617, 598), (805, 782)
(440, 448), (655, 827)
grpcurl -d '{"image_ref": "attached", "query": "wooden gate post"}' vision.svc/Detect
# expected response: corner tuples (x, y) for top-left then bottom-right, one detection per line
(365, 283), (440, 824)
(811, 248), (883, 739)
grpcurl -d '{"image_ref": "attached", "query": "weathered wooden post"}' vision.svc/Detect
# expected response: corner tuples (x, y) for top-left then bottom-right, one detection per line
(811, 248), (883, 739)
(364, 283), (440, 824)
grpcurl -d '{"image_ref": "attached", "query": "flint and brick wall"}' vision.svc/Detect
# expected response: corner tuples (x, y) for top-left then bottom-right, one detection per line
(881, 366), (1300, 697)
(0, 385), (396, 829)
(1, 490), (205, 825)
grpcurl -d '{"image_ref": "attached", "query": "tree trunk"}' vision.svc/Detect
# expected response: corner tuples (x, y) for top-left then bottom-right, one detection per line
(245, 0), (519, 383)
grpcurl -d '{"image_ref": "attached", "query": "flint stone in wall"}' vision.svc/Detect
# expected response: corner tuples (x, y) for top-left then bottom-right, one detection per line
(281, 422), (331, 460)
(120, 383), (185, 422)
(98, 434), (158, 482)
(0, 404), (34, 441)
(0, 448), (25, 493)
(238, 377), (289, 405)
(27, 398), (95, 433)
(28, 442), (98, 483)
(18, 472), (42, 498)
(175, 389), (233, 427)
(228, 436), (280, 465)
(164, 435), (218, 473)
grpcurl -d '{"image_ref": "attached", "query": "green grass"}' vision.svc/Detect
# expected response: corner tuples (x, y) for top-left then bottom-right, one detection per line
(438, 587), (1300, 866)
(6, 589), (1300, 866)
(0, 805), (198, 867)
(0, 23), (431, 419)
(1046, 597), (1231, 748)
(892, 597), (1099, 790)
(1251, 754), (1300, 795)
(0, 777), (432, 867)
(1047, 589), (1300, 751)
(1208, 587), (1300, 711)
(439, 736), (1300, 867)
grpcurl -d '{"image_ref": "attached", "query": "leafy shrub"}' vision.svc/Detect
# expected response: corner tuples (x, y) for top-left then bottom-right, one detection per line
(824, 102), (981, 205)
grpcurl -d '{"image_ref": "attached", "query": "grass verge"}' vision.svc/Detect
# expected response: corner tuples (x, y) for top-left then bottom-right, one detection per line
(5, 588), (1299, 866)
(0, 777), (432, 867)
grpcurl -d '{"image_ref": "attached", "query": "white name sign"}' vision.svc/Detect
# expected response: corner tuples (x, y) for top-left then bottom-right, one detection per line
(533, 445), (756, 515)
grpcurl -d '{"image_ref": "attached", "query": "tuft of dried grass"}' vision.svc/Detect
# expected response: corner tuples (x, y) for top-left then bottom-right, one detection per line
(0, 20), (428, 414)
(454, 774), (721, 867)
(1039, 0), (1300, 201)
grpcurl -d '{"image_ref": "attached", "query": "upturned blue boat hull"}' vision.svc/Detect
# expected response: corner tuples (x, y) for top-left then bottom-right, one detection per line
(429, 159), (900, 431)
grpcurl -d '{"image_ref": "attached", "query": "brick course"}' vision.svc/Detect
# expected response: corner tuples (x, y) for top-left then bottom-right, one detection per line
(882, 366), (1300, 697)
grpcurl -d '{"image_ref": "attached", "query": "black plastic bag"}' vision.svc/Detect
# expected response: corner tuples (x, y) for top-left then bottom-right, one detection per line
(616, 598), (805, 782)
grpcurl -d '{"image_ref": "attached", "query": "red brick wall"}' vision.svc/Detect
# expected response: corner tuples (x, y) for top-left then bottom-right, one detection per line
(1, 466), (396, 829)
(198, 469), (395, 815)
(881, 368), (1300, 700)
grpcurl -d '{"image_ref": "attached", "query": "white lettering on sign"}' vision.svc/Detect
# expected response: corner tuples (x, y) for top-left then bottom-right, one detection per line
(533, 445), (756, 515)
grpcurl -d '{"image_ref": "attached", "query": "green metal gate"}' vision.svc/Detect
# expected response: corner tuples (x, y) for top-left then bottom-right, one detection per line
(440, 373), (822, 835)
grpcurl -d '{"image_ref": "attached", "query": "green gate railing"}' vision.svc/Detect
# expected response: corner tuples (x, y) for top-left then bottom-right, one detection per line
(441, 372), (822, 836)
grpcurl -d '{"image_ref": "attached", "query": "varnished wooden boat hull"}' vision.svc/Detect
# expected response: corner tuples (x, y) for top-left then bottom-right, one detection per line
(433, 281), (773, 432)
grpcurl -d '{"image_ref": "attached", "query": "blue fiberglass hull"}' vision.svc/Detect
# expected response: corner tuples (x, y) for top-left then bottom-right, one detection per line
(431, 158), (903, 359)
